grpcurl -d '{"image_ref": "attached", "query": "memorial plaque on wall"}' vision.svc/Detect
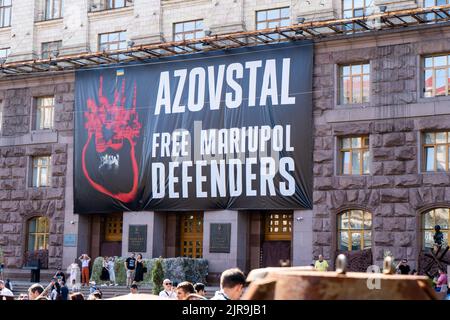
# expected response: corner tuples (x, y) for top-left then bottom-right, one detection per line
(128, 225), (147, 253)
(63, 234), (77, 247)
(210, 223), (231, 253)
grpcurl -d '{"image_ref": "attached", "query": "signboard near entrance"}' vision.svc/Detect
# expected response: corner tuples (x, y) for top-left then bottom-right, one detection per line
(210, 223), (231, 253)
(63, 234), (77, 247)
(128, 225), (147, 253)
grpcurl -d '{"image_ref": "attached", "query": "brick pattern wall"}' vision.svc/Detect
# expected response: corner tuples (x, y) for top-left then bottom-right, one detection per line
(0, 80), (74, 268)
(313, 37), (450, 269)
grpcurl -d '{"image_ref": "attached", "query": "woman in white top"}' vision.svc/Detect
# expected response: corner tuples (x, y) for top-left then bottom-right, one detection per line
(107, 257), (117, 286)
(67, 259), (80, 289)
(79, 254), (91, 287)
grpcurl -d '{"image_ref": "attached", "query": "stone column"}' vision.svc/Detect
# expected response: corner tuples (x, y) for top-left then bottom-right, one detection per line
(209, 0), (244, 34)
(292, 210), (313, 266)
(131, 0), (163, 44)
(61, 0), (89, 55)
(9, 0), (36, 61)
(62, 133), (88, 268)
(202, 210), (248, 281)
(122, 211), (164, 259)
(152, 211), (166, 258)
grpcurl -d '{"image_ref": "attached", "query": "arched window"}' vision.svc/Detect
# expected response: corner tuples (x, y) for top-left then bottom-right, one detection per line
(422, 208), (449, 249)
(27, 216), (49, 251)
(338, 210), (372, 251)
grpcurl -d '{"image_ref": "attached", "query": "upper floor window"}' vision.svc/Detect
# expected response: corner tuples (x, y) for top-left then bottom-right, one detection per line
(339, 63), (370, 104)
(173, 20), (204, 42)
(0, 0), (11, 28)
(105, 0), (129, 9)
(32, 156), (52, 188)
(342, 0), (374, 18)
(45, 0), (63, 20)
(339, 136), (370, 175)
(424, 0), (450, 20)
(256, 7), (290, 30)
(423, 54), (450, 98)
(424, 0), (449, 7)
(35, 96), (55, 130)
(338, 210), (372, 251)
(423, 131), (450, 172)
(99, 31), (127, 51)
(41, 41), (62, 59)
(422, 208), (449, 249)
(0, 47), (9, 62)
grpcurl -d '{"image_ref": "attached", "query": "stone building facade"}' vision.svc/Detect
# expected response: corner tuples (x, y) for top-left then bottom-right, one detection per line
(0, 74), (74, 269)
(313, 25), (450, 269)
(0, 0), (449, 278)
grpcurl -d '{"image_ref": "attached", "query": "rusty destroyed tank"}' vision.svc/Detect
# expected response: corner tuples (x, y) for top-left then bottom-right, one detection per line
(241, 255), (443, 300)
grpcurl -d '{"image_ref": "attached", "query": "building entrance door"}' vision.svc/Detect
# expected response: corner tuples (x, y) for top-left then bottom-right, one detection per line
(180, 212), (204, 258)
(100, 213), (123, 257)
(261, 212), (293, 267)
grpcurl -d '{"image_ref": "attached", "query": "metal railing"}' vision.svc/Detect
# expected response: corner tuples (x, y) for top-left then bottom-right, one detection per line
(1, 4), (450, 75)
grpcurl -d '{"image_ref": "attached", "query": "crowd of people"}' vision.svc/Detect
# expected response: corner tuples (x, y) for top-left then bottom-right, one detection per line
(1, 245), (449, 300)
(0, 264), (247, 301)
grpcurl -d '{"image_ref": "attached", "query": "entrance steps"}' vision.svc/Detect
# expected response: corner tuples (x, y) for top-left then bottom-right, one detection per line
(2, 268), (58, 282)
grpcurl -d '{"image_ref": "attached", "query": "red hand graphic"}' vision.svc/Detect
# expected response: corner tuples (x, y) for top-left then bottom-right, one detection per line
(82, 76), (141, 203)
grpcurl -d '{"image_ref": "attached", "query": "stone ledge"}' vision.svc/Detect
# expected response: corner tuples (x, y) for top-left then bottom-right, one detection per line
(0, 131), (58, 147)
(324, 100), (450, 123)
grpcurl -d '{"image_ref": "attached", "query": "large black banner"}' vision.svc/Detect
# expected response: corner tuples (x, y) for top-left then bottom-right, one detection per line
(74, 42), (313, 214)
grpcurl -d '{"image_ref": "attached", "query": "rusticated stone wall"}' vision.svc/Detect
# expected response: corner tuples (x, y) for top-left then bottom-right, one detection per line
(312, 28), (450, 270)
(0, 79), (74, 269)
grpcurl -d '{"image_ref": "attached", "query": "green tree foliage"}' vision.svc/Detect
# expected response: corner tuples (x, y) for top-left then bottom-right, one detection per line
(152, 257), (164, 295)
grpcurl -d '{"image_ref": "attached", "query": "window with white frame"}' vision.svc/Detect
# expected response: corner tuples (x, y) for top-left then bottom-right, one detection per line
(256, 7), (290, 30)
(32, 156), (52, 187)
(173, 20), (204, 42)
(0, 0), (11, 28)
(424, 0), (449, 7)
(339, 136), (370, 175)
(0, 47), (9, 61)
(105, 0), (130, 9)
(44, 0), (63, 20)
(422, 208), (449, 249)
(423, 0), (450, 20)
(99, 31), (127, 51)
(338, 210), (372, 251)
(173, 20), (204, 51)
(342, 0), (375, 18)
(423, 54), (450, 97)
(339, 62), (370, 104)
(423, 131), (450, 172)
(35, 96), (55, 130)
(41, 41), (62, 59)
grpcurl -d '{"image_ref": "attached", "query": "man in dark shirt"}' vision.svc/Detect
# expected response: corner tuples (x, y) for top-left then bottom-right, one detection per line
(59, 280), (69, 300)
(396, 259), (411, 275)
(124, 253), (136, 288)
